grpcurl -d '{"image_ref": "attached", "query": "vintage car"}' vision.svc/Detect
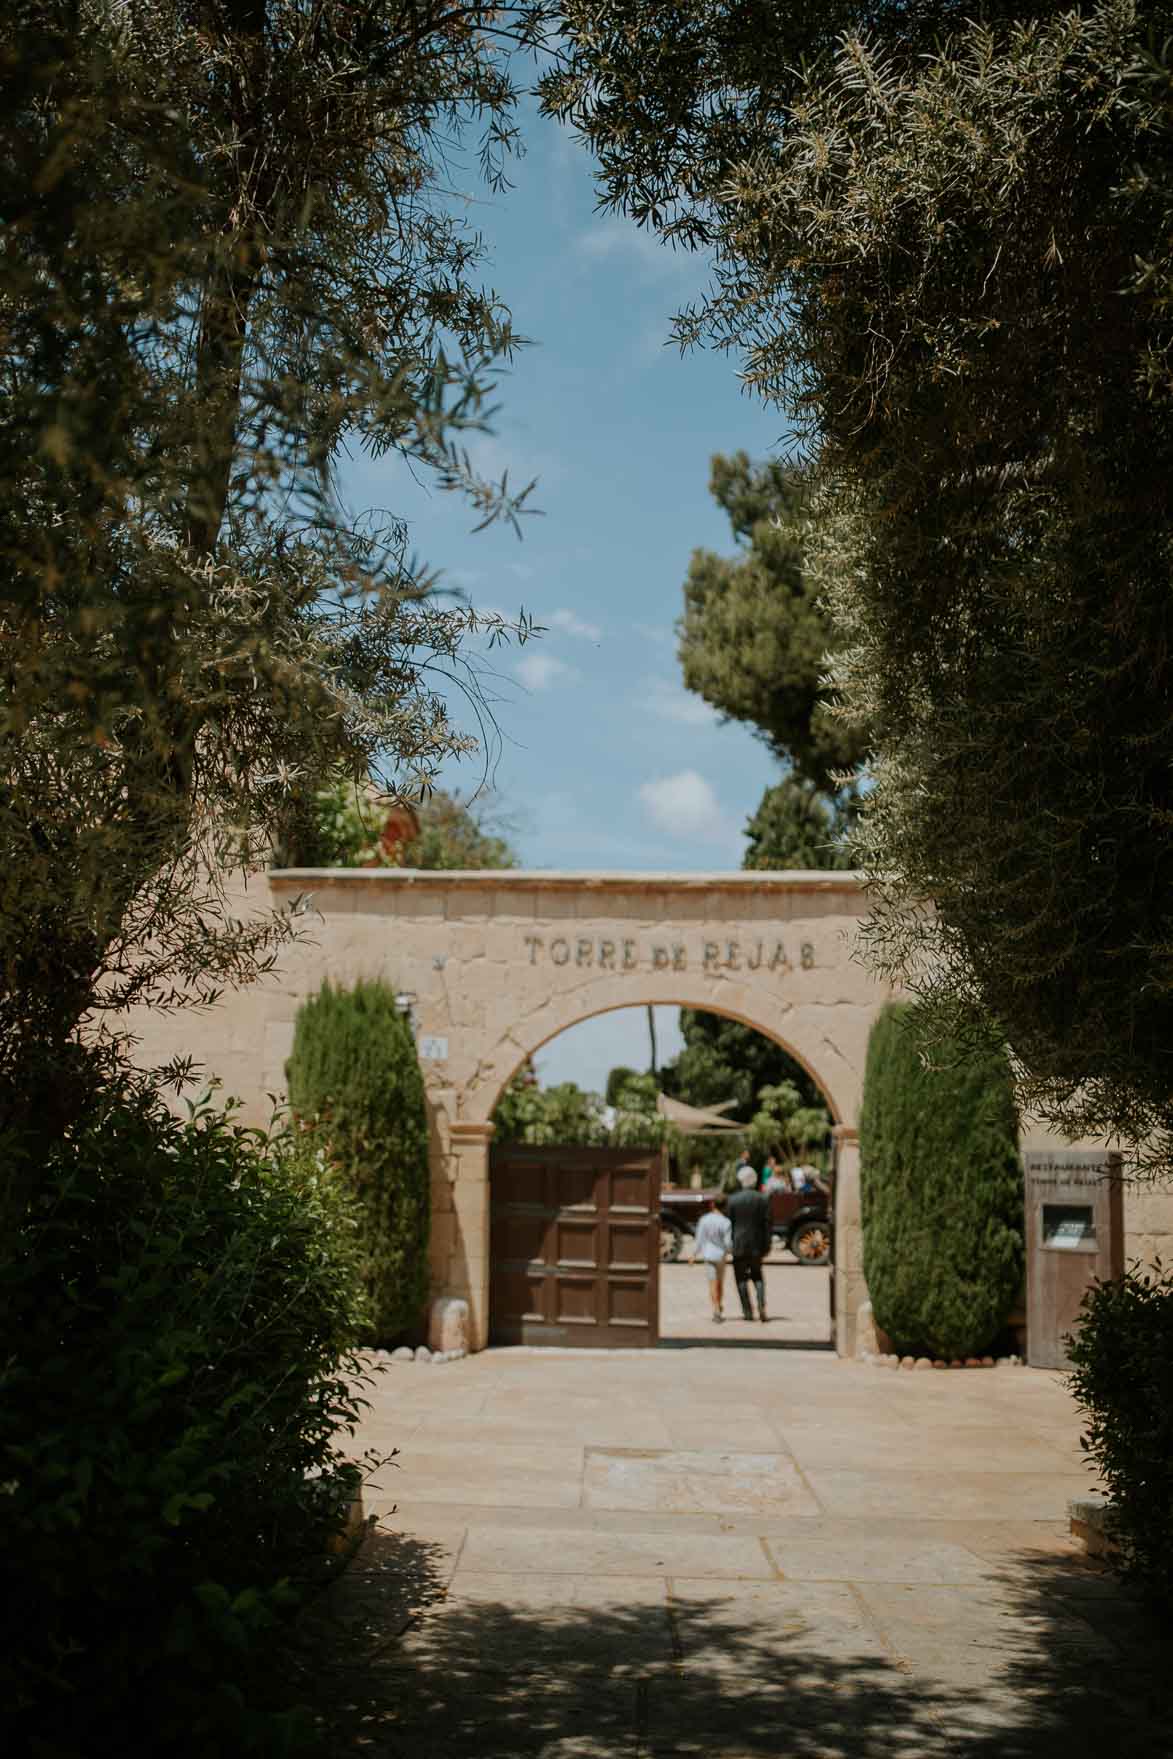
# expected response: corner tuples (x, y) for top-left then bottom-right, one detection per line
(659, 1181), (832, 1266)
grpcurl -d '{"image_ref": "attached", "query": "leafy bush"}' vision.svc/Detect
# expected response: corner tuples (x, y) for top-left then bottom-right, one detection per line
(492, 1073), (609, 1146)
(287, 979), (430, 1344)
(604, 1065), (639, 1107)
(746, 1080), (831, 1168)
(0, 1083), (371, 1758)
(859, 1002), (1024, 1359)
(492, 1067), (676, 1151)
(1068, 1265), (1173, 1614)
(278, 778), (517, 871)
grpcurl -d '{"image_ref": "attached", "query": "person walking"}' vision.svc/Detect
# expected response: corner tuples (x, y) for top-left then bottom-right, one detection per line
(691, 1196), (732, 1323)
(726, 1165), (772, 1322)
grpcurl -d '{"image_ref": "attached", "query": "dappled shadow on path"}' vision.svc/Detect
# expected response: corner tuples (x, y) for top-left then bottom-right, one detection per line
(300, 1528), (1172, 1758)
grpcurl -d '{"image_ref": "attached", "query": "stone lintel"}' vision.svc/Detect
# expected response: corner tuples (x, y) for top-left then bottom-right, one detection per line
(267, 867), (866, 896)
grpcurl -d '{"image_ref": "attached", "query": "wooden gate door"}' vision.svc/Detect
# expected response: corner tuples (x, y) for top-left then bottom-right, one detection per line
(489, 1146), (660, 1347)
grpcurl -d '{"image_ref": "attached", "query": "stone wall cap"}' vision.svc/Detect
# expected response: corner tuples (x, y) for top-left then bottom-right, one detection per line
(268, 867), (866, 894)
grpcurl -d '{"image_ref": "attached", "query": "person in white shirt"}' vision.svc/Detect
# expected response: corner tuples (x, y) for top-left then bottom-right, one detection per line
(691, 1196), (733, 1323)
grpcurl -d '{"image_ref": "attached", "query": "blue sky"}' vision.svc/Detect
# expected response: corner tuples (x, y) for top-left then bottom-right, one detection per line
(338, 94), (792, 1090)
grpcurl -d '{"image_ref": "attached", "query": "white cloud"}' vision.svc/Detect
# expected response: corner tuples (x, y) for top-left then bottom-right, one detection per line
(637, 770), (731, 843)
(516, 652), (573, 692)
(575, 218), (702, 282)
(645, 679), (716, 727)
(548, 608), (602, 641)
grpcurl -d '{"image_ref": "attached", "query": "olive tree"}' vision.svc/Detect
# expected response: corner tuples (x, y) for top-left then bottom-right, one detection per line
(545, 3), (1173, 1173)
(2, 1), (551, 1145)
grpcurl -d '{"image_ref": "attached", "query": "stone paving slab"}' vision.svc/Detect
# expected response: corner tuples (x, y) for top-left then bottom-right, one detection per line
(667, 1578), (887, 1666)
(399, 1573), (677, 1673)
(582, 1448), (821, 1517)
(762, 1530), (997, 1585)
(414, 1410), (680, 1451)
(782, 1424), (1079, 1474)
(804, 1465), (1094, 1521)
(458, 1522), (776, 1581)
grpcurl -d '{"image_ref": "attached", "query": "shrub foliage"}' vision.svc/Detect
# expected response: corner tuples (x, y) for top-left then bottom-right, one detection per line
(287, 980), (431, 1344)
(1068, 1265), (1173, 1615)
(0, 1084), (370, 1757)
(859, 1003), (1024, 1359)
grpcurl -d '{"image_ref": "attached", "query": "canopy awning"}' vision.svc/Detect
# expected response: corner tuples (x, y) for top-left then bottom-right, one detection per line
(656, 1093), (744, 1135)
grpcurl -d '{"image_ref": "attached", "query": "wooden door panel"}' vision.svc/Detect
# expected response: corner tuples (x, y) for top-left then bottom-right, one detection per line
(497, 1213), (548, 1263)
(553, 1274), (599, 1325)
(559, 1166), (598, 1210)
(605, 1279), (652, 1327)
(610, 1168), (652, 1210)
(490, 1146), (659, 1347)
(554, 1217), (599, 1266)
(607, 1220), (650, 1269)
(495, 1267), (547, 1323)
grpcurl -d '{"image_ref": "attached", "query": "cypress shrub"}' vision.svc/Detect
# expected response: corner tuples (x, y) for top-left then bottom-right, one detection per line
(859, 1002), (1024, 1359)
(287, 979), (430, 1344)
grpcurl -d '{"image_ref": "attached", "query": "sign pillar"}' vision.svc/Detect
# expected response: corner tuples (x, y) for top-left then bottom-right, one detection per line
(1023, 1149), (1123, 1370)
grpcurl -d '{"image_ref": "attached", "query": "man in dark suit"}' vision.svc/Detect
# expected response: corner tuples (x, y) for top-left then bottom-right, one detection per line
(726, 1164), (771, 1322)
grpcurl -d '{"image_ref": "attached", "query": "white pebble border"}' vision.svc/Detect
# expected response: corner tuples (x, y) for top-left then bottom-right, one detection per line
(363, 1346), (467, 1367)
(859, 1351), (1024, 1371)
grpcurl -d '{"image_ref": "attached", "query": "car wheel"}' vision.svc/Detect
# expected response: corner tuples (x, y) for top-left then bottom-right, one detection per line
(790, 1221), (832, 1266)
(659, 1223), (684, 1263)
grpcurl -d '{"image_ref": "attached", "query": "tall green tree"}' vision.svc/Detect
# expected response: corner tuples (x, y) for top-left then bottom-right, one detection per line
(679, 451), (864, 791)
(742, 777), (856, 871)
(1, 1), (548, 1148)
(546, 4), (1173, 1172)
(659, 1009), (824, 1120)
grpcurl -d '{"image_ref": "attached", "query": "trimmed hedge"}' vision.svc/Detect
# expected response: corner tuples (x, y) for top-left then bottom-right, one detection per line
(1068, 1264), (1173, 1614)
(287, 978), (430, 1344)
(859, 1002), (1024, 1359)
(0, 1083), (370, 1757)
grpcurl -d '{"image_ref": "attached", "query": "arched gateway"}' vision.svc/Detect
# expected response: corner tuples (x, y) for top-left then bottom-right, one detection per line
(132, 868), (896, 1355)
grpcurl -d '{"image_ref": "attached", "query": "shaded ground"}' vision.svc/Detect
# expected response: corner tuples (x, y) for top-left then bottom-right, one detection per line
(304, 1347), (1170, 1756)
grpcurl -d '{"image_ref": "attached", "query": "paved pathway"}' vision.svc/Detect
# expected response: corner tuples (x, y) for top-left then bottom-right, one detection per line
(659, 1255), (832, 1347)
(310, 1341), (1171, 1757)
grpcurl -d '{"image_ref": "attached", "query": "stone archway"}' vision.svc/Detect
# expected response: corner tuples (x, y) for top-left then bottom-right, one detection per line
(127, 867), (893, 1353)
